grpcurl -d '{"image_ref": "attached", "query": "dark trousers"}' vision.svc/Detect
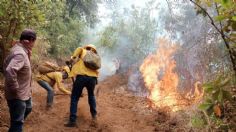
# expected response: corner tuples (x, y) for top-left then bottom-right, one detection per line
(69, 75), (97, 122)
(37, 80), (54, 106)
(7, 98), (32, 132)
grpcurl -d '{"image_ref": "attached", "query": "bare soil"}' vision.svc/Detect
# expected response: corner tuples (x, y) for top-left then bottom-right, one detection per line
(0, 73), (193, 132)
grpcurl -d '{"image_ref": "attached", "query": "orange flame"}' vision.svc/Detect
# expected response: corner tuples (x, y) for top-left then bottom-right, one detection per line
(140, 38), (180, 111)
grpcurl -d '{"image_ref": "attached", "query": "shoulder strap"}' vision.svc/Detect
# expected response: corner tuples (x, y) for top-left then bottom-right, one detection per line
(79, 48), (84, 58)
(45, 73), (54, 81)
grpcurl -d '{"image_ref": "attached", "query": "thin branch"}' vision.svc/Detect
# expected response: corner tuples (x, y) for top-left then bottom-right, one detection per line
(190, 0), (236, 43)
(215, 3), (236, 44)
(214, 3), (223, 32)
(189, 0), (236, 76)
(189, 0), (222, 36)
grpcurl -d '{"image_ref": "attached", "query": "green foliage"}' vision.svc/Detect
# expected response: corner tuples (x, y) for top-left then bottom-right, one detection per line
(200, 75), (232, 115)
(0, 0), (49, 70)
(202, 75), (232, 105)
(192, 1), (236, 129)
(66, 0), (99, 27)
(232, 16), (236, 21)
(0, 0), (47, 43)
(40, 0), (100, 58)
(193, 0), (236, 77)
(191, 115), (207, 128)
(97, 1), (158, 65)
(99, 26), (118, 49)
(0, 0), (100, 62)
(198, 74), (234, 131)
(198, 100), (214, 111)
(41, 1), (86, 58)
(195, 0), (236, 41)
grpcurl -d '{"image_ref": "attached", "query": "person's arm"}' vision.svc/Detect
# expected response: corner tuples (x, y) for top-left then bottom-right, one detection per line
(5, 54), (25, 91)
(54, 73), (71, 94)
(71, 47), (82, 60)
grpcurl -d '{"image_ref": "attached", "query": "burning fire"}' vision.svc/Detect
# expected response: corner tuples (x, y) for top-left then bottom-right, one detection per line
(140, 38), (180, 111)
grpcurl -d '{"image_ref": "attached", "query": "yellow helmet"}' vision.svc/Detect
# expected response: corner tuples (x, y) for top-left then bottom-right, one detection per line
(83, 44), (97, 53)
(62, 66), (70, 74)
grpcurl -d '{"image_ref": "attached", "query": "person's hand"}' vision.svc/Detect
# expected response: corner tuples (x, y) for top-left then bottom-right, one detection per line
(65, 60), (71, 65)
(65, 59), (74, 65)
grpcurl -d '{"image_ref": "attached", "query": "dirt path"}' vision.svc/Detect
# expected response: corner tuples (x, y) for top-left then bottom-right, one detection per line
(0, 74), (193, 132)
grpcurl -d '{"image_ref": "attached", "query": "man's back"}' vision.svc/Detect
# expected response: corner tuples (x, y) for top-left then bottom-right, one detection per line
(4, 44), (32, 100)
(37, 72), (71, 94)
(69, 47), (99, 78)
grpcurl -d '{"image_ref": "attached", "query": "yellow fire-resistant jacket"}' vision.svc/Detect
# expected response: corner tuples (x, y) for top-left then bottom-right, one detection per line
(69, 47), (99, 78)
(37, 72), (71, 94)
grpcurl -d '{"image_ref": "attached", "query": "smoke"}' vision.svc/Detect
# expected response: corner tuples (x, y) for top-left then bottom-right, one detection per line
(79, 0), (225, 97)
(127, 69), (148, 97)
(82, 1), (173, 86)
(98, 56), (119, 81)
(97, 35), (135, 80)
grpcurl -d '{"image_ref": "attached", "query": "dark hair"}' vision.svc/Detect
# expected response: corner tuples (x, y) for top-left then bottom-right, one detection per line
(20, 29), (37, 41)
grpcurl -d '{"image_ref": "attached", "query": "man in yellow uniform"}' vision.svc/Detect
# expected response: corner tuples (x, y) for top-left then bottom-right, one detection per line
(65, 44), (99, 127)
(37, 67), (71, 108)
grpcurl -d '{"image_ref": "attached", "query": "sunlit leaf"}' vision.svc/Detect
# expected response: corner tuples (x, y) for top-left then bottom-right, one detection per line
(191, 116), (206, 128)
(221, 0), (230, 7)
(199, 102), (214, 111)
(206, 0), (212, 6)
(0, 11), (3, 17)
(218, 90), (223, 102)
(215, 15), (227, 21)
(222, 0), (229, 4)
(203, 83), (214, 93)
(212, 89), (220, 100)
(232, 16), (236, 21)
(205, 98), (213, 104)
